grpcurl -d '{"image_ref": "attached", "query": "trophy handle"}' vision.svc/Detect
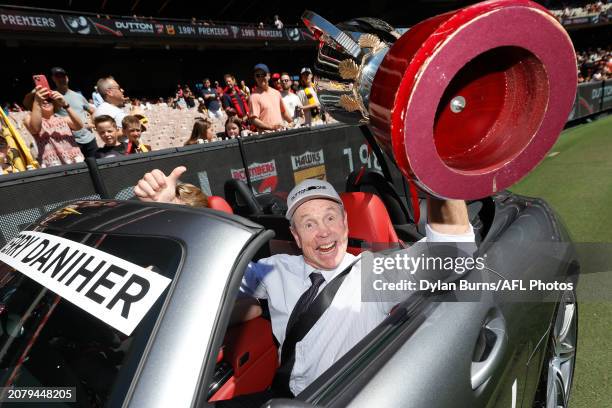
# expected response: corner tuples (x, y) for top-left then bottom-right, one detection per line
(302, 11), (361, 58)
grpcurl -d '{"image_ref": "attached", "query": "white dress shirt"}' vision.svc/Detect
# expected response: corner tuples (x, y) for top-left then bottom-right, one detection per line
(93, 102), (127, 128)
(240, 223), (475, 395)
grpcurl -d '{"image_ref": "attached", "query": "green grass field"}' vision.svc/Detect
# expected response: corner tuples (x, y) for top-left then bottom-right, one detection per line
(511, 114), (612, 408)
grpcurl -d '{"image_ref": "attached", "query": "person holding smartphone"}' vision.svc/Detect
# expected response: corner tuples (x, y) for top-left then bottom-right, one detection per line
(23, 85), (84, 168)
(50, 67), (98, 158)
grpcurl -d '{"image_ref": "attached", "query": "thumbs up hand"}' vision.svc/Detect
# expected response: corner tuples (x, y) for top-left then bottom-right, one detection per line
(134, 166), (187, 204)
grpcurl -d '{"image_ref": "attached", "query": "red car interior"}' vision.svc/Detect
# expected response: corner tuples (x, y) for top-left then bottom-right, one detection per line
(208, 196), (234, 214)
(341, 192), (405, 255)
(209, 317), (278, 402)
(209, 192), (404, 402)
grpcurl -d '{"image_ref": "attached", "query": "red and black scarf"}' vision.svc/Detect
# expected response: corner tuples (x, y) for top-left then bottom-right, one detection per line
(223, 85), (250, 117)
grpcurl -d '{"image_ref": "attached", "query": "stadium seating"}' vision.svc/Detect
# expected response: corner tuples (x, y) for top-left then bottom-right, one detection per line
(8, 105), (226, 154)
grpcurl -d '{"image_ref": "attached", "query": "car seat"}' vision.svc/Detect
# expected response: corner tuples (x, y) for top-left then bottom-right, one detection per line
(208, 196), (234, 214)
(340, 192), (405, 255)
(209, 317), (278, 401)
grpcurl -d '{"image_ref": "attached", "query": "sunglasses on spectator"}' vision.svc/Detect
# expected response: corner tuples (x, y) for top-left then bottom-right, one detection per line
(281, 79), (291, 82)
(254, 73), (267, 78)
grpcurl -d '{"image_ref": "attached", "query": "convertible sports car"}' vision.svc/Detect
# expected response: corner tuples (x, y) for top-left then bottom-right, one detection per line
(0, 1), (580, 406)
(0, 178), (578, 408)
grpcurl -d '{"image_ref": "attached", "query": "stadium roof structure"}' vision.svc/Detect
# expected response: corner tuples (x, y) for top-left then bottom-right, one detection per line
(0, 0), (488, 26)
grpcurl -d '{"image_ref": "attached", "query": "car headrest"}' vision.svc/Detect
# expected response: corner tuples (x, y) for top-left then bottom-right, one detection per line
(346, 169), (412, 225)
(208, 196), (234, 214)
(340, 192), (401, 255)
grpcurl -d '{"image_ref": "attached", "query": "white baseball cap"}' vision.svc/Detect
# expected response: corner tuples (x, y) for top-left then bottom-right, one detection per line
(286, 179), (343, 220)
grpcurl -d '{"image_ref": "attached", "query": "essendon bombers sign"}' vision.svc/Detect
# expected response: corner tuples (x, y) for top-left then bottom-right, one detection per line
(0, 231), (171, 335)
(231, 160), (279, 195)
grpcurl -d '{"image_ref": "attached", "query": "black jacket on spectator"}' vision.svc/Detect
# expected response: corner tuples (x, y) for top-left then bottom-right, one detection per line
(95, 144), (127, 159)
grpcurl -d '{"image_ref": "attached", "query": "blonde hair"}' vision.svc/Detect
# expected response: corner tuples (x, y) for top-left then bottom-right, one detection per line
(175, 183), (209, 208)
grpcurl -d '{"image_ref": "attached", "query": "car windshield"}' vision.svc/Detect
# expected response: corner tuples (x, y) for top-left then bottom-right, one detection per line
(0, 230), (183, 407)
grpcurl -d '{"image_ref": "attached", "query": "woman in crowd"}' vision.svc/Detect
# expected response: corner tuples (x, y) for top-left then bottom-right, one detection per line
(184, 118), (216, 145)
(23, 86), (84, 168)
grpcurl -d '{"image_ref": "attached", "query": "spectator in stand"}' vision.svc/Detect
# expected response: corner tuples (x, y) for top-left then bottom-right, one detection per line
(214, 81), (224, 97)
(249, 63), (293, 131)
(194, 79), (204, 96)
(280, 72), (303, 125)
(197, 99), (208, 114)
(224, 116), (244, 139)
(166, 97), (176, 109)
(23, 86), (84, 168)
(202, 78), (224, 121)
(50, 67), (98, 158)
(239, 80), (251, 97)
(122, 115), (150, 154)
(184, 86), (196, 108)
(271, 73), (283, 91)
(274, 15), (284, 29)
(292, 80), (300, 93)
(93, 76), (127, 128)
(222, 74), (250, 121)
(93, 115), (125, 158)
(298, 67), (322, 125)
(0, 138), (19, 174)
(185, 118), (216, 145)
(92, 86), (104, 108)
(175, 85), (187, 109)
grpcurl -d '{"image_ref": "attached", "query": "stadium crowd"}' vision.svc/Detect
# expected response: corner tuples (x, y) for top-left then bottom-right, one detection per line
(1, 0), (610, 174)
(550, 1), (611, 19)
(577, 47), (612, 82)
(0, 63), (329, 173)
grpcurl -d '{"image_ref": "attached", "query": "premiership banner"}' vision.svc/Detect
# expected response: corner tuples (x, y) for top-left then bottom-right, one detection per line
(0, 8), (312, 42)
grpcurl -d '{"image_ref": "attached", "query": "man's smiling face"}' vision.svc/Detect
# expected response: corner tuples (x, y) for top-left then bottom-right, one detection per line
(290, 198), (348, 271)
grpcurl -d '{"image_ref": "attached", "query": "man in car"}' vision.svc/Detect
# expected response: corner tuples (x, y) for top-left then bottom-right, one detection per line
(134, 167), (474, 403)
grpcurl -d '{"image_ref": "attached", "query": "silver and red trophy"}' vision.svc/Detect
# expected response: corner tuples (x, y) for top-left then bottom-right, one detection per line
(302, 0), (576, 202)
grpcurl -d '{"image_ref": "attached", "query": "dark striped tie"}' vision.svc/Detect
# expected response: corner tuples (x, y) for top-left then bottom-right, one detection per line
(283, 272), (326, 355)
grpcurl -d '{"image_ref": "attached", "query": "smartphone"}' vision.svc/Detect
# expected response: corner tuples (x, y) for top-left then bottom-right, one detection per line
(32, 74), (51, 92)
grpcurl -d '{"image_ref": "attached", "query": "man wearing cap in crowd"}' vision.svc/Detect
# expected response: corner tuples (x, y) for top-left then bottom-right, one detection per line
(248, 63), (294, 131)
(271, 72), (283, 91)
(50, 67), (98, 158)
(134, 169), (474, 403)
(297, 67), (322, 126)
